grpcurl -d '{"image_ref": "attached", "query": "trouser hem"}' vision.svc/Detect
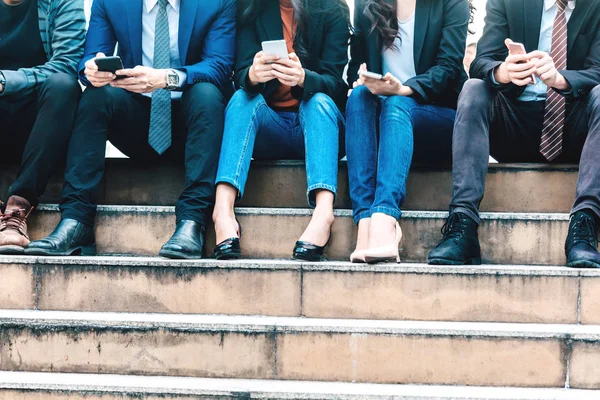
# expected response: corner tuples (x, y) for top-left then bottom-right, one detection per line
(307, 184), (337, 208)
(370, 206), (402, 221)
(450, 206), (481, 225)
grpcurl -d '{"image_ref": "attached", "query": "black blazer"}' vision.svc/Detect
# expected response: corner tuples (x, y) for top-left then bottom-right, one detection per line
(471, 0), (600, 100)
(234, 0), (350, 110)
(347, 0), (470, 109)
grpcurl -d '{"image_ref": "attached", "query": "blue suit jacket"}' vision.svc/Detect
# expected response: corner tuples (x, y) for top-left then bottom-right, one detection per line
(78, 0), (236, 90)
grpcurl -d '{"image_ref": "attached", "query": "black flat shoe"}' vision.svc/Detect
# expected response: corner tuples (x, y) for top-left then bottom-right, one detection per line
(25, 218), (96, 256)
(214, 219), (242, 260)
(292, 240), (327, 262)
(159, 220), (205, 259)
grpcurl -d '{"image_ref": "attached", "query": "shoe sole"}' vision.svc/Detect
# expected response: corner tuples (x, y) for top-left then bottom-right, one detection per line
(292, 254), (326, 262)
(428, 257), (482, 266)
(159, 250), (204, 260)
(364, 256), (400, 264)
(215, 252), (242, 261)
(567, 260), (600, 269)
(24, 245), (97, 257)
(0, 245), (25, 255)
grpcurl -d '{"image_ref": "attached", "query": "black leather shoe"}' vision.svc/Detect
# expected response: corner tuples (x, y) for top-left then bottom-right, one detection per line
(428, 212), (481, 265)
(159, 220), (205, 259)
(214, 219), (242, 260)
(293, 241), (327, 262)
(25, 218), (96, 256)
(566, 210), (600, 269)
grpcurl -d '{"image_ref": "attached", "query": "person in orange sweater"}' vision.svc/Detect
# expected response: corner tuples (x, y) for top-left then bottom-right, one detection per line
(212, 0), (350, 261)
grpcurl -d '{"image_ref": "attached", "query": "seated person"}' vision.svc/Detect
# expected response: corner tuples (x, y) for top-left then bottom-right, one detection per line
(428, 0), (600, 268)
(345, 0), (471, 263)
(0, 0), (86, 254)
(211, 0), (350, 262)
(26, 0), (236, 259)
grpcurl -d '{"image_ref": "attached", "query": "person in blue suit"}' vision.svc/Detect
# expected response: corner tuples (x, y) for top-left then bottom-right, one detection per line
(26, 0), (236, 259)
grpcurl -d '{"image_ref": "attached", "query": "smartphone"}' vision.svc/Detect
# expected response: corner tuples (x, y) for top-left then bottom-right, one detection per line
(359, 70), (384, 81)
(95, 56), (124, 74)
(261, 40), (290, 60)
(507, 42), (537, 85)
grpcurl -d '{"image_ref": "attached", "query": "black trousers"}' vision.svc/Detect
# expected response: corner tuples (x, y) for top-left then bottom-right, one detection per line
(450, 79), (600, 223)
(0, 73), (81, 206)
(59, 83), (225, 227)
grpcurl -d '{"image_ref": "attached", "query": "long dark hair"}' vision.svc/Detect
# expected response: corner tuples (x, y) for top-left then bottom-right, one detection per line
(238, 0), (351, 59)
(364, 0), (475, 50)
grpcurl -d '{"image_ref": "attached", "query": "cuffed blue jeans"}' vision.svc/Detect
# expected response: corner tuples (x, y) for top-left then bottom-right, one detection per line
(216, 90), (344, 207)
(346, 85), (455, 224)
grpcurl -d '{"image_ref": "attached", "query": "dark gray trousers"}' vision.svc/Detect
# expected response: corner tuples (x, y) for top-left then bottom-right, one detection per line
(450, 78), (600, 223)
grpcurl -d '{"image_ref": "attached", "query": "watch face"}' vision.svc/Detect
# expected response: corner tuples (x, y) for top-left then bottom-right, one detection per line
(167, 73), (179, 88)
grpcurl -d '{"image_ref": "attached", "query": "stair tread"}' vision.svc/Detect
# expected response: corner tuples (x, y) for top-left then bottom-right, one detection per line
(2, 309), (600, 339)
(0, 371), (596, 399)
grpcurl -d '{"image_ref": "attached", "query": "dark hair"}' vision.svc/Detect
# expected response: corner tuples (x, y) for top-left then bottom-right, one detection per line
(364, 0), (476, 50)
(238, 0), (350, 59)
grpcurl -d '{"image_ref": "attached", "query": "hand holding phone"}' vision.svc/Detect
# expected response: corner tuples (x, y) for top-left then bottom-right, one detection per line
(506, 41), (537, 85)
(497, 39), (537, 86)
(261, 40), (290, 61)
(84, 53), (120, 88)
(359, 70), (384, 81)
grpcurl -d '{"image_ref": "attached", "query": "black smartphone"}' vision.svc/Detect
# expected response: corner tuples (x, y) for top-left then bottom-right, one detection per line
(95, 56), (125, 77)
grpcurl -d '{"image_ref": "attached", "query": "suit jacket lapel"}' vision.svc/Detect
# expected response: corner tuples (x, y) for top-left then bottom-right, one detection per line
(259, 1), (284, 40)
(567, 0), (591, 54)
(126, 0), (144, 66)
(179, 0), (198, 64)
(523, 0), (544, 52)
(413, 0), (431, 73)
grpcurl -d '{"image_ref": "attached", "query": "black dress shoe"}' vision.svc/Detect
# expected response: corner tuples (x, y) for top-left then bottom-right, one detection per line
(428, 212), (481, 265)
(25, 218), (96, 256)
(566, 210), (600, 269)
(292, 241), (327, 262)
(159, 220), (205, 259)
(214, 219), (242, 260)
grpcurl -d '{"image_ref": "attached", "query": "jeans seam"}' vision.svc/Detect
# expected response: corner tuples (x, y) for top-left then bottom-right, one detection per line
(233, 99), (266, 189)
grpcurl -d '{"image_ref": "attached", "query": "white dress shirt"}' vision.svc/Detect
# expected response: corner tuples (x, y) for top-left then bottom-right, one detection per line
(382, 14), (417, 84)
(142, 0), (186, 99)
(519, 0), (576, 101)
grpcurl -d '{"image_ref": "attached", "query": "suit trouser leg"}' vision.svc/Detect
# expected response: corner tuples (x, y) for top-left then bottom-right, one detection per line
(60, 86), (150, 226)
(449, 79), (545, 224)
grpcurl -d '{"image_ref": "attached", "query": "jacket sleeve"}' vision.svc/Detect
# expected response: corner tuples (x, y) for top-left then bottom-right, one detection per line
(180, 0), (236, 90)
(233, 14), (268, 95)
(1, 0), (86, 96)
(77, 0), (118, 86)
(291, 2), (350, 102)
(560, 25), (600, 100)
(403, 0), (470, 104)
(347, 0), (368, 87)
(469, 0), (526, 98)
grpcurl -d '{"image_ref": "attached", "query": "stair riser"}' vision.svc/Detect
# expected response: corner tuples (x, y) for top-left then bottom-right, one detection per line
(7, 163), (578, 213)
(1, 325), (598, 388)
(29, 209), (570, 265)
(0, 392), (207, 400)
(5, 263), (600, 324)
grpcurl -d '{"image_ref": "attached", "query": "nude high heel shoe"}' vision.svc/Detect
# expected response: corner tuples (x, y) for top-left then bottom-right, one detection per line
(363, 222), (402, 264)
(350, 249), (367, 263)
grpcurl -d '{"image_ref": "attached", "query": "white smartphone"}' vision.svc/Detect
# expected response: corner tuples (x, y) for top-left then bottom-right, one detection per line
(261, 40), (290, 60)
(507, 42), (537, 85)
(359, 70), (384, 80)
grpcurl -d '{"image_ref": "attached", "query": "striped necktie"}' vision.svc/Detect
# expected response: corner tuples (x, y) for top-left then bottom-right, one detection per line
(539, 0), (568, 162)
(148, 0), (172, 155)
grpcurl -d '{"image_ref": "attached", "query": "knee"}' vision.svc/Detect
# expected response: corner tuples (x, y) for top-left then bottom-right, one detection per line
(41, 73), (81, 98)
(301, 92), (338, 117)
(225, 89), (265, 113)
(588, 85), (600, 115)
(347, 85), (375, 113)
(457, 79), (495, 110)
(79, 84), (121, 109)
(380, 95), (416, 122)
(182, 82), (225, 113)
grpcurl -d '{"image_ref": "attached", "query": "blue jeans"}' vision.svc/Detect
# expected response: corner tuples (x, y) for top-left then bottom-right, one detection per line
(216, 90), (344, 207)
(345, 85), (456, 224)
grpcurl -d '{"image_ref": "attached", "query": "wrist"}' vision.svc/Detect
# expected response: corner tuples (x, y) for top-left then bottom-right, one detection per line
(552, 72), (571, 91)
(495, 63), (511, 84)
(298, 68), (306, 88)
(248, 65), (260, 86)
(157, 69), (168, 89)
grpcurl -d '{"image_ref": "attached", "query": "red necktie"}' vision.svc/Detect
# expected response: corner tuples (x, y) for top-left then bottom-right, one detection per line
(539, 0), (568, 161)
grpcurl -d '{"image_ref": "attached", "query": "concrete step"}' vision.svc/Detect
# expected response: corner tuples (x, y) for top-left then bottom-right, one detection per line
(29, 205), (572, 265)
(3, 256), (600, 325)
(1, 372), (599, 400)
(1, 310), (600, 389)
(5, 160), (578, 212)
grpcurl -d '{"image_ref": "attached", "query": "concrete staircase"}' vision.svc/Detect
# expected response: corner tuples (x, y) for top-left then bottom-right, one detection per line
(1, 160), (599, 399)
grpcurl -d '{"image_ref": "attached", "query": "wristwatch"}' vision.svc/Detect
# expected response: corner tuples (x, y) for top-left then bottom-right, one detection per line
(0, 72), (6, 94)
(165, 69), (179, 91)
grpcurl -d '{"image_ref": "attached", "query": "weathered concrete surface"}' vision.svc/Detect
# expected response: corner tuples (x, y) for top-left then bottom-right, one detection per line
(570, 342), (600, 389)
(0, 392), (206, 400)
(4, 161), (578, 212)
(0, 264), (35, 310)
(579, 276), (600, 325)
(26, 207), (573, 265)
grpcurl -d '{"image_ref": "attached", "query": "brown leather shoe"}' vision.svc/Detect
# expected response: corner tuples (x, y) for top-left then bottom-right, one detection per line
(0, 195), (34, 254)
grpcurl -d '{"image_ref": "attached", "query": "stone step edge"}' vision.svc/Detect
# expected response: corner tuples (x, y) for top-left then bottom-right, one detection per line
(0, 372), (597, 400)
(36, 204), (571, 221)
(1, 255), (597, 277)
(2, 310), (600, 340)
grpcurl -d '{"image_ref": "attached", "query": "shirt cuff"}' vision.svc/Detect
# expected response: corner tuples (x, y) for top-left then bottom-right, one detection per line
(174, 69), (187, 90)
(490, 68), (501, 86)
